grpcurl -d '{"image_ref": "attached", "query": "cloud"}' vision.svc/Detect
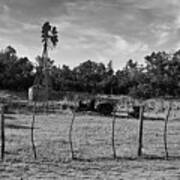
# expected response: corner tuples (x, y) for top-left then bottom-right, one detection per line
(0, 0), (180, 68)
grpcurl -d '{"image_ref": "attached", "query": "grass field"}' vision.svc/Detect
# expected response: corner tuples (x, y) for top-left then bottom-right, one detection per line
(1, 111), (180, 180)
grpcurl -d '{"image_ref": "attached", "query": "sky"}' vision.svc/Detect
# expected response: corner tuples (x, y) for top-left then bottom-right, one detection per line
(0, 0), (180, 69)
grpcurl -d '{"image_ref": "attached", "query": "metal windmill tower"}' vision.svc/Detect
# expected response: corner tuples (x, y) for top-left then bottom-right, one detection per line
(41, 22), (58, 109)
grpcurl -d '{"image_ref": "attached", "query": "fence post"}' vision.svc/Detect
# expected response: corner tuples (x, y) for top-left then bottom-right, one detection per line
(164, 103), (171, 160)
(1, 105), (5, 161)
(138, 105), (144, 157)
(69, 109), (76, 160)
(112, 111), (116, 159)
(31, 101), (37, 159)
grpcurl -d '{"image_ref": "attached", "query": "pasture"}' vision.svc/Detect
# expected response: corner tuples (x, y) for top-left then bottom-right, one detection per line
(1, 110), (180, 180)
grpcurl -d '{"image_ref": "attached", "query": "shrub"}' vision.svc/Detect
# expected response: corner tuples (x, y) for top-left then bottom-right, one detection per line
(62, 104), (68, 110)
(96, 102), (114, 115)
(128, 106), (140, 118)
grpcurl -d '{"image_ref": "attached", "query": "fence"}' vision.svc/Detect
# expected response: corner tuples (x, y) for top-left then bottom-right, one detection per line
(0, 99), (177, 162)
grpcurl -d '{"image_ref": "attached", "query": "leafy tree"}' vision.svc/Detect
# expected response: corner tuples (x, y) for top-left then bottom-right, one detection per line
(115, 59), (142, 95)
(73, 60), (106, 93)
(0, 46), (34, 90)
(166, 50), (180, 96)
(145, 51), (171, 96)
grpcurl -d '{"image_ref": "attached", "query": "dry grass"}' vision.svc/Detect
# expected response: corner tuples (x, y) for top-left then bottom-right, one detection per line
(1, 111), (180, 179)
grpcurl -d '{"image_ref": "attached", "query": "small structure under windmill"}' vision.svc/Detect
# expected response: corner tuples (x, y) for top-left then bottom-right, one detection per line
(28, 84), (46, 101)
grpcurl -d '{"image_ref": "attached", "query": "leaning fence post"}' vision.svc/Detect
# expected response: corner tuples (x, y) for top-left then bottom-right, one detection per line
(69, 108), (76, 160)
(138, 105), (144, 157)
(31, 101), (37, 159)
(1, 105), (5, 161)
(112, 111), (117, 159)
(164, 103), (171, 160)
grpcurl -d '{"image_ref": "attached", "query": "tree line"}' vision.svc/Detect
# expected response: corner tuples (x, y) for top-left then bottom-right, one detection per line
(1, 45), (180, 99)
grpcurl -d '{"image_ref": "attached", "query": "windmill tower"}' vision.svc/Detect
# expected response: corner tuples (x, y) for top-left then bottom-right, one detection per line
(41, 22), (58, 110)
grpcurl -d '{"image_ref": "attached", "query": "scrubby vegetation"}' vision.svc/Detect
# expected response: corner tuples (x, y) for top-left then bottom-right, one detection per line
(1, 46), (180, 99)
(0, 46), (34, 91)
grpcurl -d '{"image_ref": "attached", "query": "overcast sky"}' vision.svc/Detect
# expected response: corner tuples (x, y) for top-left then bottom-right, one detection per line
(0, 0), (180, 69)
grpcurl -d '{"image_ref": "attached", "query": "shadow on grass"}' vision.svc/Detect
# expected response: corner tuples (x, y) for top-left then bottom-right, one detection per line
(114, 114), (164, 121)
(143, 117), (164, 121)
(143, 154), (180, 161)
(4, 115), (16, 120)
(71, 154), (180, 162)
(8, 155), (180, 165)
(5, 123), (31, 129)
(71, 156), (137, 162)
(171, 118), (180, 122)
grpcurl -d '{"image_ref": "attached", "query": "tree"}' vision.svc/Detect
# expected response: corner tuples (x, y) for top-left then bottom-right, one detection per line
(145, 51), (171, 97)
(14, 57), (34, 90)
(0, 46), (34, 90)
(52, 65), (75, 91)
(115, 59), (145, 96)
(168, 50), (180, 96)
(73, 60), (106, 93)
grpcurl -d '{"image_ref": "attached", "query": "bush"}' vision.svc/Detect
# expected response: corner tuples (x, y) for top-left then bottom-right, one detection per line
(62, 104), (68, 110)
(96, 102), (114, 115)
(77, 98), (96, 112)
(128, 106), (140, 118)
(129, 84), (154, 99)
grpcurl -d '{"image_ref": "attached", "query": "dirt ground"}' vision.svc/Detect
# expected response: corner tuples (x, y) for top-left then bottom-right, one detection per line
(0, 111), (180, 180)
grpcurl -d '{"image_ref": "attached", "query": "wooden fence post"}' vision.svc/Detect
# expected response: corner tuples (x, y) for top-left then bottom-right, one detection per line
(1, 105), (5, 161)
(112, 111), (116, 159)
(138, 105), (144, 157)
(31, 101), (37, 159)
(164, 103), (171, 160)
(69, 109), (76, 160)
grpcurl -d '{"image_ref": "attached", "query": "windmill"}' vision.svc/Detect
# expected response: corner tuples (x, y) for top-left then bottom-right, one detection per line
(30, 22), (58, 159)
(41, 22), (58, 109)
